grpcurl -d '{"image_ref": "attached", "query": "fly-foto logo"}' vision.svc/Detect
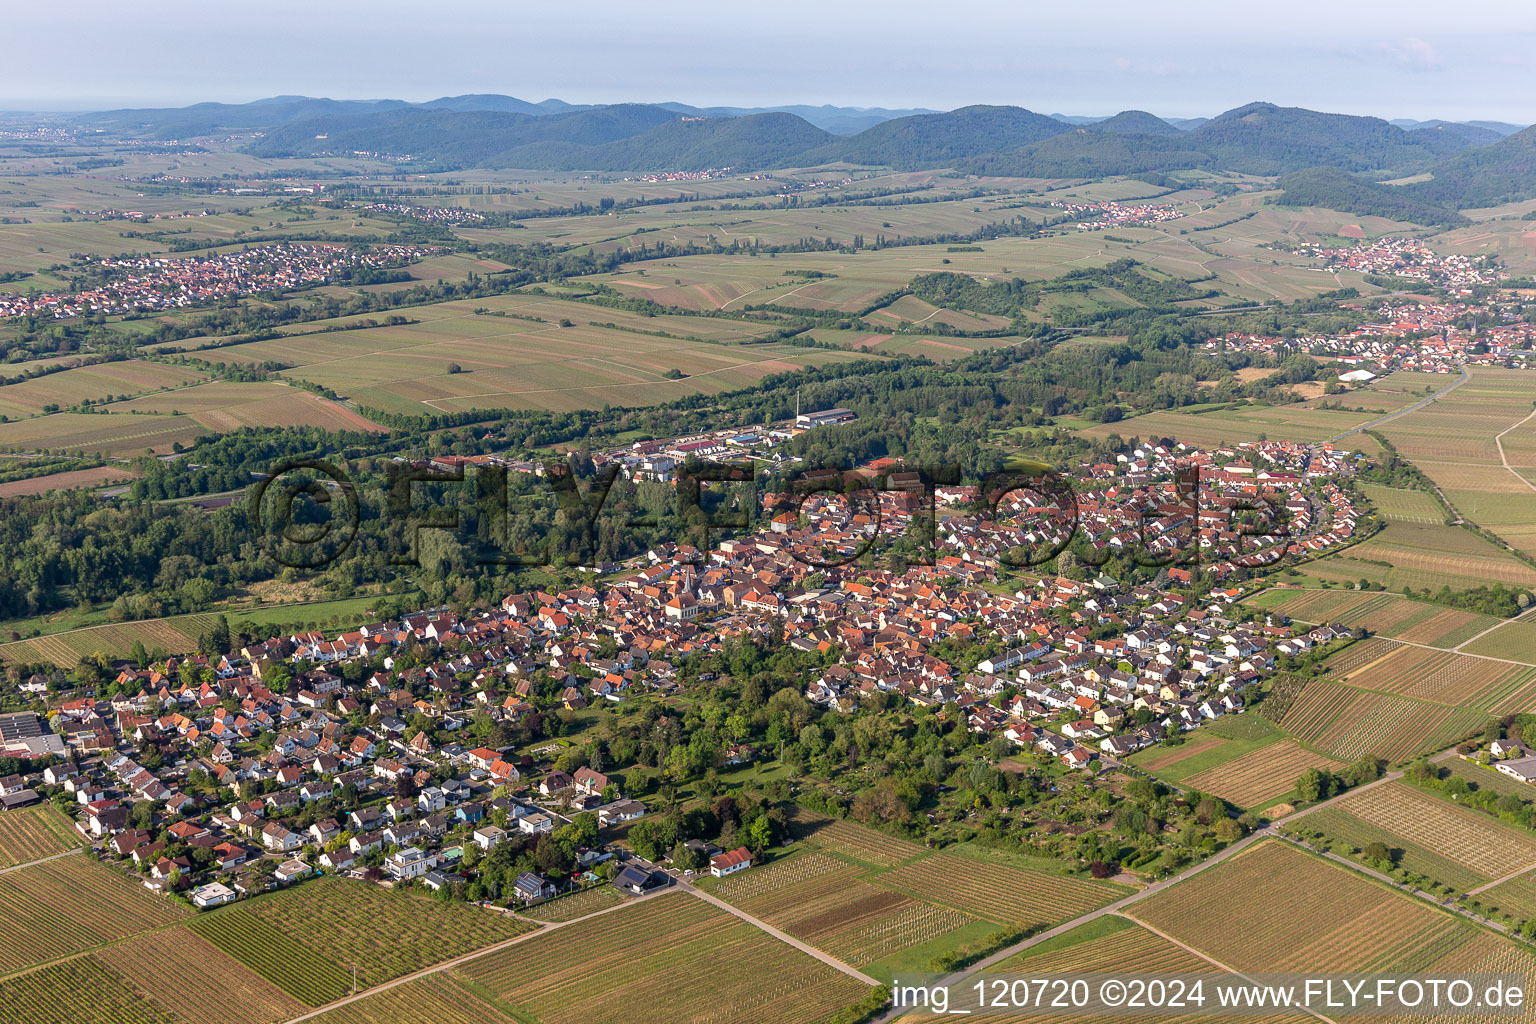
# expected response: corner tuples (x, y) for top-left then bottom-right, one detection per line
(248, 458), (1297, 575)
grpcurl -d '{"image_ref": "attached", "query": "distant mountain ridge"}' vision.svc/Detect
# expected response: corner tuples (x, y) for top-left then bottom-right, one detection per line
(67, 94), (1536, 207)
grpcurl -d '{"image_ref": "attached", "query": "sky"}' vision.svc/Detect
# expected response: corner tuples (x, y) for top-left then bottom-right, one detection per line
(5, 0), (1536, 124)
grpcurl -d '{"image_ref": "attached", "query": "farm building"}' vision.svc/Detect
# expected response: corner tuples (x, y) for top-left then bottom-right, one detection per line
(709, 846), (753, 877)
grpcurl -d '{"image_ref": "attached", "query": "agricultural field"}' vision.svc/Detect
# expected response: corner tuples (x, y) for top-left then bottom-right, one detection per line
(95, 928), (306, 1024)
(1244, 588), (1502, 647)
(106, 381), (385, 433)
(1333, 782), (1536, 883)
(873, 850), (1127, 929)
(1474, 871), (1536, 922)
(0, 957), (185, 1024)
(0, 805), (81, 868)
(1321, 520), (1536, 591)
(167, 292), (871, 416)
(727, 863), (975, 967)
(951, 916), (1310, 1024)
(0, 612), (222, 667)
(0, 361), (206, 420)
(1362, 483), (1448, 524)
(188, 877), (531, 1005)
(1375, 368), (1536, 557)
(1181, 739), (1344, 808)
(1321, 636), (1402, 675)
(452, 892), (871, 1024)
(1277, 678), (1485, 763)
(1127, 713), (1291, 792)
(0, 410), (207, 457)
(793, 812), (927, 866)
(1463, 618), (1536, 662)
(0, 855), (188, 975)
(1128, 840), (1486, 975)
(1330, 643), (1518, 706)
(306, 973), (517, 1024)
(1295, 805), (1490, 892)
(0, 464), (137, 497)
(1079, 401), (1384, 447)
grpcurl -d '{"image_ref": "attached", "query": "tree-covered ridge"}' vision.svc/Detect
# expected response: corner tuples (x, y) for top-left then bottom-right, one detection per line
(909, 259), (1220, 322)
(963, 103), (1485, 180)
(790, 104), (1072, 169)
(1275, 166), (1468, 226)
(1407, 124), (1536, 208)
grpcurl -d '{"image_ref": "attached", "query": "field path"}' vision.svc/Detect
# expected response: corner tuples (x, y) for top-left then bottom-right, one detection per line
(680, 878), (879, 986)
(1493, 405), (1536, 494)
(1455, 601), (1536, 653)
(1467, 864), (1536, 897)
(1328, 362), (1468, 443)
(0, 844), (79, 876)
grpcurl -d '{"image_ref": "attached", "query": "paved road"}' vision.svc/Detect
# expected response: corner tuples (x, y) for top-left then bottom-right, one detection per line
(1329, 363), (1469, 443)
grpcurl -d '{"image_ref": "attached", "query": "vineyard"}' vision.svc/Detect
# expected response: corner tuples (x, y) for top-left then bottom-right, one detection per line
(520, 883), (627, 922)
(1296, 806), (1490, 892)
(1323, 636), (1402, 675)
(1275, 679), (1355, 739)
(708, 851), (852, 900)
(1280, 680), (1482, 763)
(188, 878), (530, 1004)
(970, 920), (1307, 1024)
(0, 805), (80, 868)
(95, 927), (305, 1024)
(1335, 783), (1536, 882)
(875, 852), (1124, 929)
(0, 614), (221, 667)
(1245, 590), (1499, 647)
(798, 816), (926, 866)
(1475, 871), (1536, 922)
(0, 958), (183, 1024)
(307, 974), (517, 1024)
(188, 908), (353, 1005)
(1128, 841), (1462, 974)
(1473, 666), (1536, 715)
(0, 856), (188, 975)
(1182, 740), (1343, 807)
(452, 893), (870, 1024)
(1337, 645), (1494, 703)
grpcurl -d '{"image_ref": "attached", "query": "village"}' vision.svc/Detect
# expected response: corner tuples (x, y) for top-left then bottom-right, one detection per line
(0, 241), (438, 320)
(1206, 295), (1536, 375)
(0, 426), (1370, 920)
(1048, 198), (1186, 229)
(1288, 236), (1508, 294)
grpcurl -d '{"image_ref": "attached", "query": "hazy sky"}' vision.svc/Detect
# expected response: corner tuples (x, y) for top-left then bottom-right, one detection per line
(6, 0), (1536, 123)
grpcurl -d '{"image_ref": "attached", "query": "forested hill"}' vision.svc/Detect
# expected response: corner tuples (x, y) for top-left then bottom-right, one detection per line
(1089, 110), (1180, 135)
(1406, 124), (1536, 208)
(1189, 102), (1470, 174)
(249, 107), (834, 171)
(786, 105), (1073, 169)
(1275, 167), (1468, 226)
(99, 92), (1531, 199)
(961, 102), (1485, 179)
(247, 105), (682, 164)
